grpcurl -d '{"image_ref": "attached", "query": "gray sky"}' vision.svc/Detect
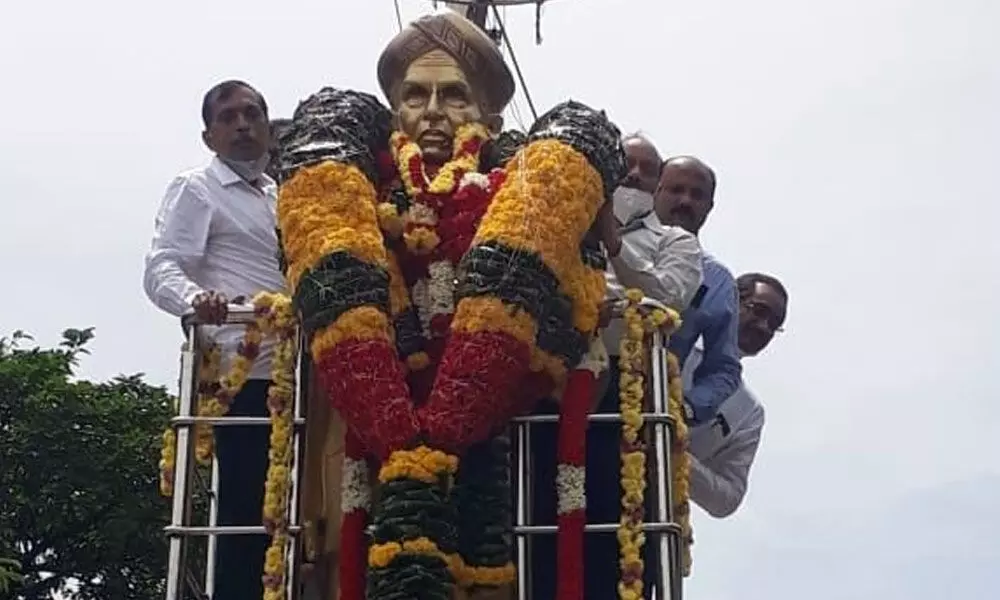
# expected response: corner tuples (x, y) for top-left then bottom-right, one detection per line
(2, 0), (998, 598)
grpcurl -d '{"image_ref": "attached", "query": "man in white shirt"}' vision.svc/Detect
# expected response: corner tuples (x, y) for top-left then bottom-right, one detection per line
(531, 133), (704, 600)
(143, 80), (283, 600)
(683, 271), (788, 518)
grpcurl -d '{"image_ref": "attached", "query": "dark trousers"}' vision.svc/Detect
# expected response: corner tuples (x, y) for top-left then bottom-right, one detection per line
(213, 379), (271, 600)
(530, 361), (657, 600)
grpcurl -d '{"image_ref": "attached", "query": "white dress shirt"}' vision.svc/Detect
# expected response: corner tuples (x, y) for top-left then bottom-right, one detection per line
(682, 346), (765, 518)
(602, 209), (704, 353)
(143, 157), (285, 380)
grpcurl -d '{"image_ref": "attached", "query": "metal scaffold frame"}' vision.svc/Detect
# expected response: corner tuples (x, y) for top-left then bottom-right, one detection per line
(163, 304), (684, 600)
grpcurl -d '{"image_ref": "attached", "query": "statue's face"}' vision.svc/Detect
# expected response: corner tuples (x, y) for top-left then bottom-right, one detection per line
(395, 50), (485, 166)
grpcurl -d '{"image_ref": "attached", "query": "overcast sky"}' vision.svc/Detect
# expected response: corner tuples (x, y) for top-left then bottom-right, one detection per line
(2, 0), (998, 598)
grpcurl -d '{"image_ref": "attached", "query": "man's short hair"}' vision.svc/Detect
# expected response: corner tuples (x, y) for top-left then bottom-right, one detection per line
(661, 155), (718, 195)
(623, 130), (659, 149)
(201, 80), (268, 128)
(736, 272), (788, 304)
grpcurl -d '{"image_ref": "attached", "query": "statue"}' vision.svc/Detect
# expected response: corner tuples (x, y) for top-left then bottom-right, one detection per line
(280, 9), (626, 600)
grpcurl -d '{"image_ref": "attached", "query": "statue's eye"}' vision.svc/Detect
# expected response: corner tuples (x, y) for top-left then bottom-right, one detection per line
(401, 84), (430, 106)
(440, 84), (470, 106)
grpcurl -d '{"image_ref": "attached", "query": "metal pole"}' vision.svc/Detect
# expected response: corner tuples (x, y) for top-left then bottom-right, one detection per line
(286, 337), (308, 600)
(165, 332), (201, 600)
(467, 0), (490, 30)
(514, 420), (533, 600)
(205, 457), (220, 597)
(649, 330), (679, 600)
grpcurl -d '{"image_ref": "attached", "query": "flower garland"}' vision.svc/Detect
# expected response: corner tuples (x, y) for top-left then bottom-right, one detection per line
(385, 124), (523, 592)
(158, 320), (261, 497)
(617, 290), (649, 600)
(194, 344), (221, 465)
(338, 430), (371, 600)
(275, 90), (625, 600)
(556, 337), (608, 600)
(253, 292), (298, 600)
(617, 290), (684, 599)
(666, 352), (693, 577)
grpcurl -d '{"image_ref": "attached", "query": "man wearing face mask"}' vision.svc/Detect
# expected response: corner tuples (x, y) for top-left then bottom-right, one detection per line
(655, 155), (742, 427)
(602, 136), (704, 348)
(142, 79), (282, 600)
(543, 134), (702, 599)
(684, 272), (788, 518)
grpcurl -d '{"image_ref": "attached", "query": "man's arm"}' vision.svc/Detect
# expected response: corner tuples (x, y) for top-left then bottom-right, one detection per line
(608, 227), (704, 311)
(686, 277), (742, 423)
(142, 176), (212, 317)
(689, 405), (764, 518)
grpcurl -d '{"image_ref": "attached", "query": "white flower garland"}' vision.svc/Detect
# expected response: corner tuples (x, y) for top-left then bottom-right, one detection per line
(409, 174), (492, 340)
(340, 456), (372, 514)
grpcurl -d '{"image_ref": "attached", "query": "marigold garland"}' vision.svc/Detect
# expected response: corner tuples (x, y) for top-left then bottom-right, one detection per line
(194, 344), (221, 465)
(617, 290), (648, 600)
(617, 289), (687, 598)
(255, 292), (298, 600)
(275, 91), (624, 600)
(158, 319), (261, 497)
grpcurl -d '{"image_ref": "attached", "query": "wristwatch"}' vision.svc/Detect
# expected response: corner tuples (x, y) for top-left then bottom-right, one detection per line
(683, 399), (695, 423)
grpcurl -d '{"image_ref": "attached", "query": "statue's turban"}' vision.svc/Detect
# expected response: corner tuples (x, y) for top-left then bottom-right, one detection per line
(377, 10), (516, 113)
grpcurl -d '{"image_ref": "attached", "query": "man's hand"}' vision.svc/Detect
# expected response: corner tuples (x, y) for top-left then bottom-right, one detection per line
(598, 300), (617, 329)
(191, 291), (232, 325)
(595, 200), (622, 257)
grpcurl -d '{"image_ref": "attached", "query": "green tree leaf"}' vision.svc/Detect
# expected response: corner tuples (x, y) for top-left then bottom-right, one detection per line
(0, 329), (186, 600)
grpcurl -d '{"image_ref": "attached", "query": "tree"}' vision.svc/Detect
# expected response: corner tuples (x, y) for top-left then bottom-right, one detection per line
(0, 328), (174, 600)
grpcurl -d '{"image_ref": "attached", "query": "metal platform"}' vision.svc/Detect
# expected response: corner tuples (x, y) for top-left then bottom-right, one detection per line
(163, 305), (684, 600)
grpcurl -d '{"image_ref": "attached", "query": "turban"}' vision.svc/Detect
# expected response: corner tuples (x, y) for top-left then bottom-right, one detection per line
(377, 10), (516, 113)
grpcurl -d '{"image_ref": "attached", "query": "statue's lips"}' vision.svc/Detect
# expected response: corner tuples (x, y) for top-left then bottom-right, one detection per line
(418, 131), (451, 145)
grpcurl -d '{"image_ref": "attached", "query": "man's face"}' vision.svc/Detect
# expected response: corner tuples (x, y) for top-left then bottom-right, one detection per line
(622, 137), (661, 194)
(654, 159), (714, 235)
(202, 86), (270, 162)
(738, 282), (787, 356)
(396, 50), (485, 166)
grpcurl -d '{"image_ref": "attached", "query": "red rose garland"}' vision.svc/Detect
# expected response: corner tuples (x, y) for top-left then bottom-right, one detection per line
(555, 338), (608, 600)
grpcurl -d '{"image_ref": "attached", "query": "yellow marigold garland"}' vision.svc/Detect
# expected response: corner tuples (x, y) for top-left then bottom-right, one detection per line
(255, 291), (298, 600)
(277, 160), (389, 293)
(476, 139), (604, 335)
(389, 123), (487, 256)
(617, 290), (647, 600)
(666, 353), (693, 576)
(617, 289), (685, 598)
(194, 344), (221, 464)
(371, 445), (466, 584)
(158, 321), (261, 497)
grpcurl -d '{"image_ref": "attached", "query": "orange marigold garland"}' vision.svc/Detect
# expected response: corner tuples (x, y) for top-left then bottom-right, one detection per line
(274, 89), (626, 600)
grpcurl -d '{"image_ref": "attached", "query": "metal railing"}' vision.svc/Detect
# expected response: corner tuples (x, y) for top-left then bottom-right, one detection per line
(164, 302), (684, 600)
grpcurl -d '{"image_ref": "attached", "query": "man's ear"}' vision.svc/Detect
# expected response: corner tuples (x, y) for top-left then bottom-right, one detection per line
(201, 129), (214, 152)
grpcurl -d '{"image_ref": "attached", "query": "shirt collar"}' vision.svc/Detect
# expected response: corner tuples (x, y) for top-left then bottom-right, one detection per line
(209, 156), (243, 187)
(619, 209), (659, 234)
(208, 156), (276, 190)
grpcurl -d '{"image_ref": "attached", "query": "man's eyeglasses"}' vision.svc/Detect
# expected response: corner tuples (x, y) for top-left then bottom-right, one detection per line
(741, 299), (784, 334)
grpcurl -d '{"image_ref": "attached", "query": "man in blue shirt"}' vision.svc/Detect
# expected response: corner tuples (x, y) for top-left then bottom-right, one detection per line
(655, 156), (742, 425)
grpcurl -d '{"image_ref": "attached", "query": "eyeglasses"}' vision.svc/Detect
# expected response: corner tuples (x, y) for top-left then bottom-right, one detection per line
(741, 299), (785, 334)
